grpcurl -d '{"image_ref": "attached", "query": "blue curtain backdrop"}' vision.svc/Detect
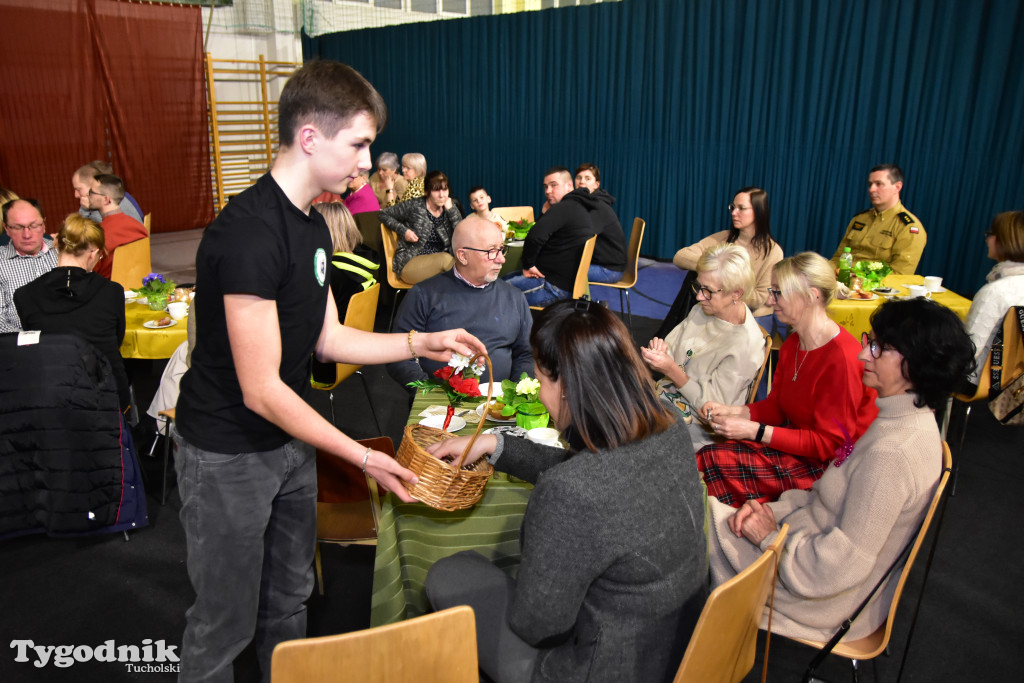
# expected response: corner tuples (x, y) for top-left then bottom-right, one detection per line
(304, 0), (1024, 296)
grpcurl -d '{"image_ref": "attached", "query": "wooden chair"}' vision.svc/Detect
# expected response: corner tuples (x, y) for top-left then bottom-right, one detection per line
(792, 443), (953, 681)
(110, 237), (151, 290)
(313, 436), (389, 596)
(271, 605), (478, 683)
(944, 307), (1023, 494)
(380, 224), (412, 331)
(588, 217), (645, 330)
(747, 325), (774, 404)
(529, 235), (597, 311)
(143, 212), (151, 234)
(491, 206), (534, 223)
(311, 283), (381, 434)
(673, 524), (789, 683)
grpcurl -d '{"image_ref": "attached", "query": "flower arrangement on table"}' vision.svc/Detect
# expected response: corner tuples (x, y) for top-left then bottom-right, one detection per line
(408, 353), (484, 431)
(495, 373), (549, 430)
(137, 273), (177, 310)
(507, 218), (535, 241)
(852, 260), (892, 291)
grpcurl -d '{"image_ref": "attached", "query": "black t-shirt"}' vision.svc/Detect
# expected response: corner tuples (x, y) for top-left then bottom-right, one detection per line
(177, 173), (332, 453)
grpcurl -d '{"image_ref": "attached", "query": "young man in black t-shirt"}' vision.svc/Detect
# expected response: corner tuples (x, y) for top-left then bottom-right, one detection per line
(174, 61), (485, 681)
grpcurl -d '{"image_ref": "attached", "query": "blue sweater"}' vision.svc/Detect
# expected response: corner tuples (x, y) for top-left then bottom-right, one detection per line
(387, 269), (534, 388)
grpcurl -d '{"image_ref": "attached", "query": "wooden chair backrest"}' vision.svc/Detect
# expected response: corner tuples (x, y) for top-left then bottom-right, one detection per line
(315, 435), (390, 542)
(607, 217), (646, 288)
(143, 213), (152, 234)
(571, 235), (598, 299)
(271, 605), (478, 683)
(110, 237), (151, 291)
(491, 206), (535, 223)
(955, 307), (1024, 402)
(315, 283), (380, 391)
(747, 326), (774, 404)
(674, 525), (789, 683)
(380, 223), (411, 290)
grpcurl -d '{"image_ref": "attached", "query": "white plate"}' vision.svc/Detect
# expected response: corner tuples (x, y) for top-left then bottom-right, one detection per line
(929, 286), (947, 293)
(143, 319), (178, 329)
(476, 401), (516, 423)
(506, 240), (525, 247)
(418, 415), (466, 432)
(478, 382), (503, 399)
(484, 426), (528, 438)
(846, 292), (878, 301)
(136, 297), (149, 305)
(124, 290), (136, 299)
(124, 298), (138, 305)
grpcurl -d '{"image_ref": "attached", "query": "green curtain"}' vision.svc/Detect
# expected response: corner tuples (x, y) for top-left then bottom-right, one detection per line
(304, 0), (1024, 295)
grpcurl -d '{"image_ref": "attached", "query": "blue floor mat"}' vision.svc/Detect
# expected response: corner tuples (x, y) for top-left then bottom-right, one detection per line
(590, 258), (684, 321)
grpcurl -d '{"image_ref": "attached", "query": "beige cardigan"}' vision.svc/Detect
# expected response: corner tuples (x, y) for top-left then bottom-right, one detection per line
(707, 393), (940, 641)
(672, 231), (784, 316)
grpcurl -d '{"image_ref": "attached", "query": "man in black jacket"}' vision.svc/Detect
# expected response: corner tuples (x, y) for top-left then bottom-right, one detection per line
(504, 167), (595, 306)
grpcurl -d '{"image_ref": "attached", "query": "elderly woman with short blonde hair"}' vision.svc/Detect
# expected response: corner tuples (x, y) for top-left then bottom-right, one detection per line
(642, 243), (767, 448)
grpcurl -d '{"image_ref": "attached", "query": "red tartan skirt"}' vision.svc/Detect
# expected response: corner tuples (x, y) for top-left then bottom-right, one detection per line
(696, 440), (826, 507)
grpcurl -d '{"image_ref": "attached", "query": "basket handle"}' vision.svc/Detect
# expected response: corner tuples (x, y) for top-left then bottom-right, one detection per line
(453, 352), (494, 470)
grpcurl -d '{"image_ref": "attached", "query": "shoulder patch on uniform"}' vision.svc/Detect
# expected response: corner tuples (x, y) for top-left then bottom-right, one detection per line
(314, 248), (327, 286)
(852, 221), (866, 231)
(909, 226), (919, 234)
(897, 211), (915, 225)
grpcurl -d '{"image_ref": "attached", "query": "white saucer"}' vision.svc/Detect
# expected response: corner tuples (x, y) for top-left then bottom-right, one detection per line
(143, 319), (178, 329)
(419, 415), (466, 432)
(476, 402), (516, 423)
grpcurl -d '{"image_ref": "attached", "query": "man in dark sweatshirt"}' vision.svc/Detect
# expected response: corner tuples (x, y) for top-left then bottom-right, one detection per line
(503, 167), (595, 306)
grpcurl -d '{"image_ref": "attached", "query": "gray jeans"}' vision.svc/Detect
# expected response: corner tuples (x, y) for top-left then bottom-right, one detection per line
(174, 433), (317, 682)
(426, 550), (538, 683)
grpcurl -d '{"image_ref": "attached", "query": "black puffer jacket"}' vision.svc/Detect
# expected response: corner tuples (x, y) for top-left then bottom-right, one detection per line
(0, 333), (148, 539)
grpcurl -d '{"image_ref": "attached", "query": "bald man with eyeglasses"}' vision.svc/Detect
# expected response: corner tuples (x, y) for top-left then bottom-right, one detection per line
(387, 214), (534, 392)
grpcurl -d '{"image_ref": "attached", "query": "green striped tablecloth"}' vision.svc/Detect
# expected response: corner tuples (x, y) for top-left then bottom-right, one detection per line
(369, 390), (534, 626)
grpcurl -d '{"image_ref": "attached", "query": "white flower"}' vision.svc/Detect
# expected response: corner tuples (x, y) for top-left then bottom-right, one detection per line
(447, 353), (471, 373)
(470, 358), (486, 376)
(516, 377), (541, 396)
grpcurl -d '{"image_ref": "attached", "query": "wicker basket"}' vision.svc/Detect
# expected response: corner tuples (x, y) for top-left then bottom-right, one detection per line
(396, 354), (495, 511)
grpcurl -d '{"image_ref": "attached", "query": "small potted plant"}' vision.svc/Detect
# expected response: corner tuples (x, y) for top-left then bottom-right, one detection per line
(138, 273), (177, 311)
(408, 353), (484, 431)
(508, 218), (535, 241)
(852, 260), (892, 292)
(498, 373), (549, 430)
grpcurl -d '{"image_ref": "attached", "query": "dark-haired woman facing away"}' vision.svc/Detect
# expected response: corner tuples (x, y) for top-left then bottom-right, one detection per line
(708, 298), (974, 642)
(424, 299), (708, 683)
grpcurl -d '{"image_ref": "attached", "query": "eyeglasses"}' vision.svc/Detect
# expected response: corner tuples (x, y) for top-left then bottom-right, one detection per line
(860, 332), (895, 359)
(691, 282), (725, 299)
(728, 203), (752, 212)
(461, 245), (508, 261)
(766, 287), (783, 302)
(88, 189), (109, 199)
(4, 221), (45, 233)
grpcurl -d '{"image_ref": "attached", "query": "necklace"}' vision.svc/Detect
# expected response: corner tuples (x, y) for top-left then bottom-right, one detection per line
(683, 327), (726, 368)
(792, 323), (840, 381)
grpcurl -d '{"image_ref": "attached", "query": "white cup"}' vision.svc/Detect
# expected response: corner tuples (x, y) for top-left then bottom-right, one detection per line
(923, 276), (943, 292)
(906, 285), (931, 299)
(527, 427), (560, 447)
(167, 302), (189, 321)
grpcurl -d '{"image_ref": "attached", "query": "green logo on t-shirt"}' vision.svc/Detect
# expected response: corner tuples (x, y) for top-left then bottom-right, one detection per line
(315, 248), (327, 286)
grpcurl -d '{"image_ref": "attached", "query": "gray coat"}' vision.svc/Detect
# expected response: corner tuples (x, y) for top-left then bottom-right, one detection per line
(380, 198), (461, 275)
(497, 419), (708, 683)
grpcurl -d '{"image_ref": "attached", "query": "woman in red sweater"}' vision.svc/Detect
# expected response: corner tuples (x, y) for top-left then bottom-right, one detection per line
(697, 252), (878, 506)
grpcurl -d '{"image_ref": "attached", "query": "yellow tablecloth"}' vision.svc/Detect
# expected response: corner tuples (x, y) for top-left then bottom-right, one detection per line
(827, 274), (972, 339)
(120, 302), (188, 360)
(369, 390), (533, 626)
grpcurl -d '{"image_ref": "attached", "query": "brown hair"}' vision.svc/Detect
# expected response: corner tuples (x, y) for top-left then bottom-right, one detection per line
(424, 170), (449, 194)
(278, 60), (387, 146)
(58, 214), (105, 255)
(75, 160), (114, 182)
(989, 210), (1024, 262)
(531, 299), (674, 451)
(574, 162), (600, 183)
(94, 174), (126, 203)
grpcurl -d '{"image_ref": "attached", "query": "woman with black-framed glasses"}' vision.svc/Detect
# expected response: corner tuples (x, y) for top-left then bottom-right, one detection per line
(706, 298), (974, 643)
(697, 252), (879, 507)
(641, 243), (767, 448)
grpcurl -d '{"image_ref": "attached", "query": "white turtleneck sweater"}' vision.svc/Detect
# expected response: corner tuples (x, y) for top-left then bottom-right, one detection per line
(708, 393), (941, 642)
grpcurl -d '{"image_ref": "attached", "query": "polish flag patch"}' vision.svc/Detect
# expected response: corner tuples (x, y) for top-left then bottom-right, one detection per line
(909, 226), (919, 234)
